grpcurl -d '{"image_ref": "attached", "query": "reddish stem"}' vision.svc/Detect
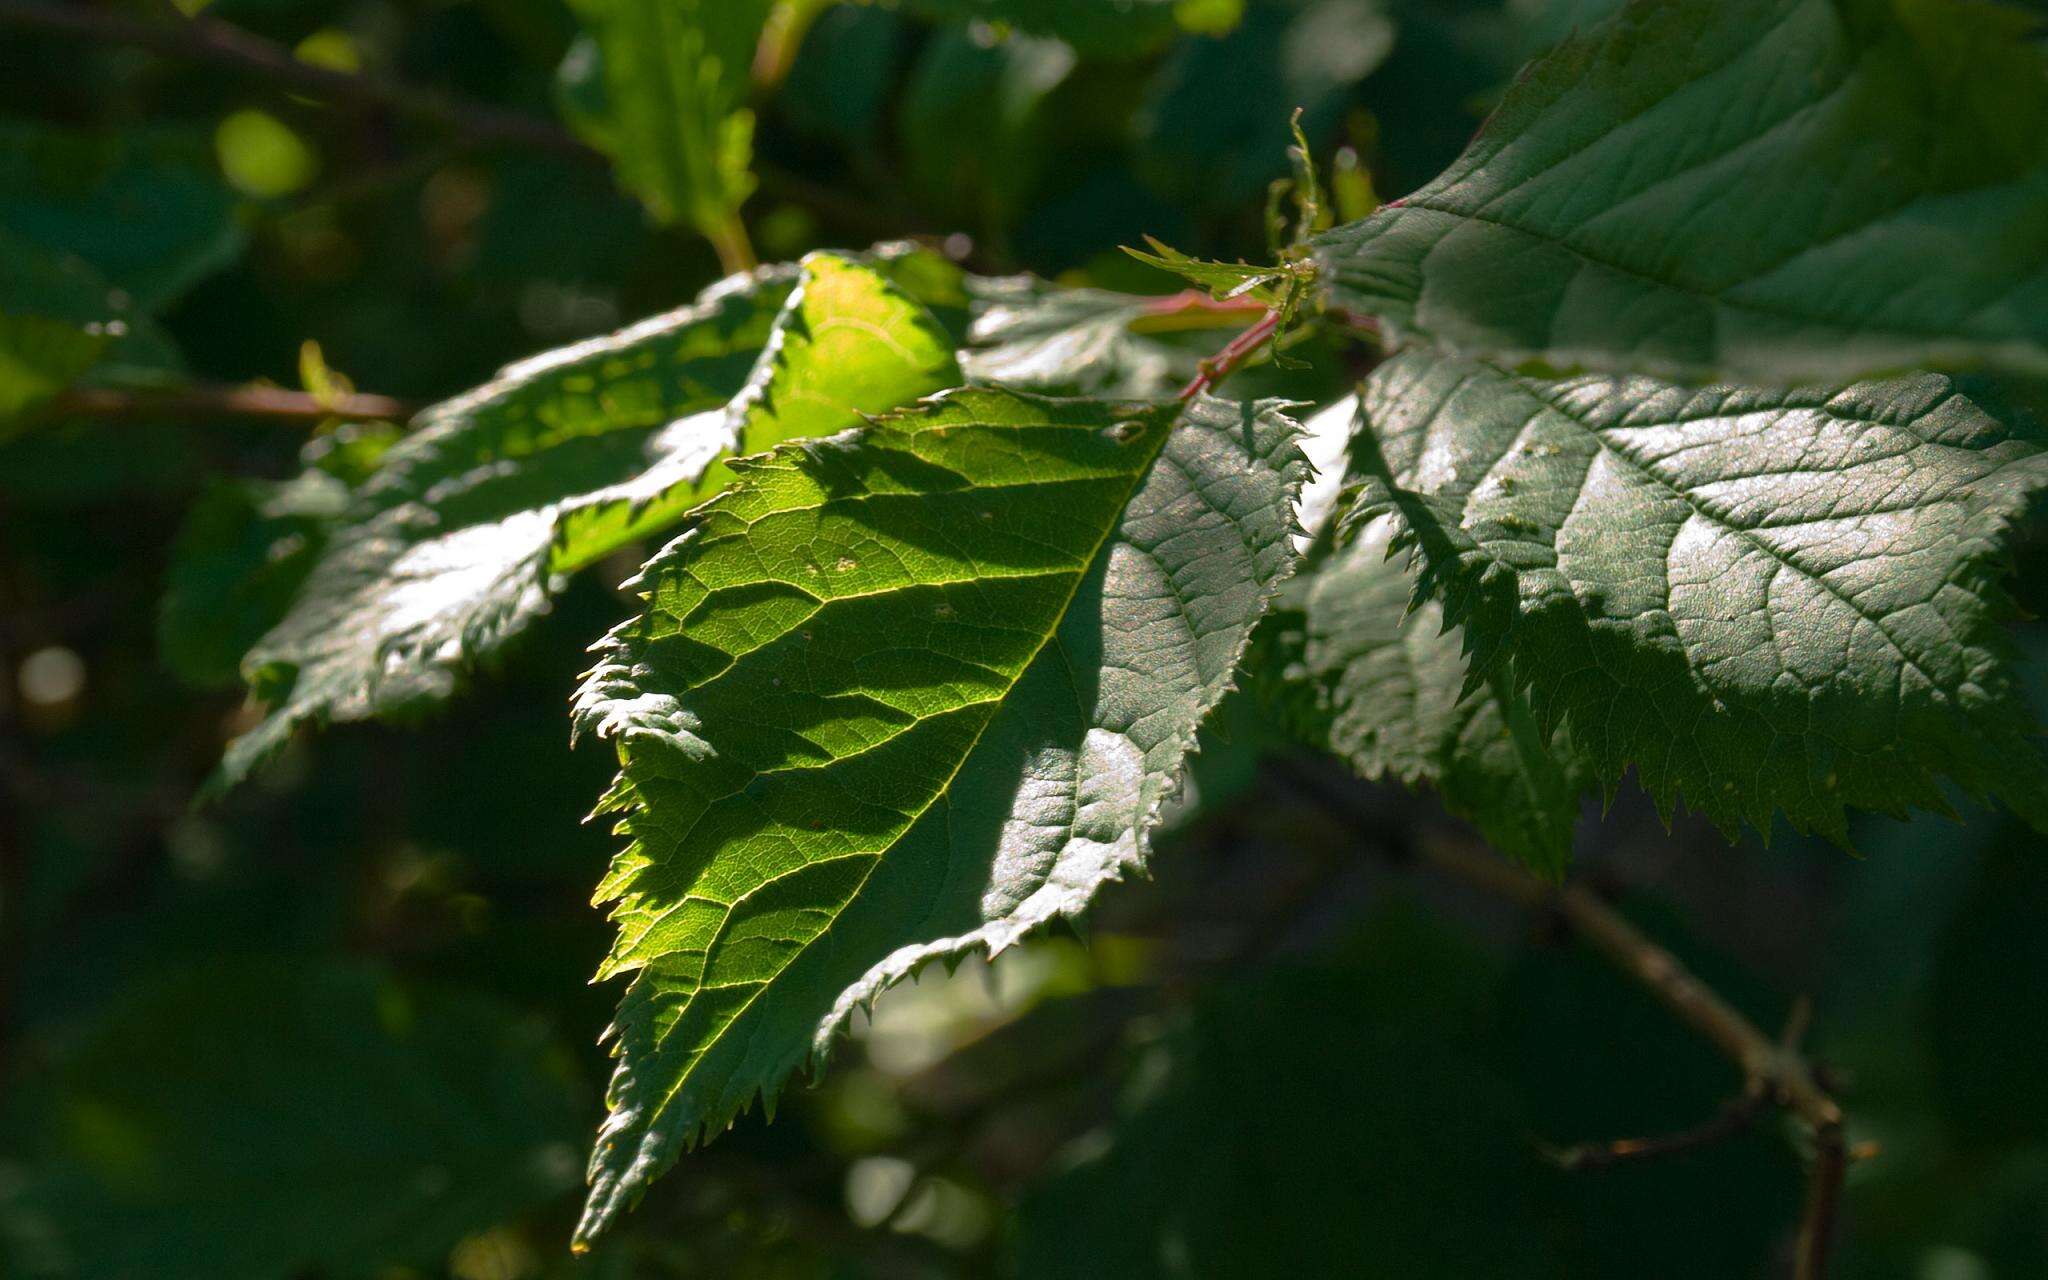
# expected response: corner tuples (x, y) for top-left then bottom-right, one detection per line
(1178, 309), (1285, 401)
(42, 384), (416, 424)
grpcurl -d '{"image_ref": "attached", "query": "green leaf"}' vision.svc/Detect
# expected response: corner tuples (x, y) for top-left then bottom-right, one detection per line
(892, 0), (1205, 56)
(898, 28), (1075, 235)
(0, 124), (242, 311)
(214, 252), (959, 788)
(1139, 0), (1394, 215)
(1313, 0), (2048, 383)
(159, 423), (399, 690)
(0, 232), (177, 424)
(160, 477), (344, 691)
(559, 0), (770, 249)
(0, 959), (580, 1280)
(1279, 513), (1585, 876)
(1122, 235), (1285, 304)
(960, 273), (1196, 396)
(1345, 348), (2048, 842)
(570, 387), (1307, 1242)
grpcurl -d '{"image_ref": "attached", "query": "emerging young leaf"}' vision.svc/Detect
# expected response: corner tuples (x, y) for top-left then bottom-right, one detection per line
(1314, 0), (2048, 383)
(1277, 514), (1584, 876)
(571, 388), (1307, 1241)
(1123, 235), (1285, 304)
(215, 253), (958, 787)
(1347, 349), (2048, 842)
(559, 0), (769, 256)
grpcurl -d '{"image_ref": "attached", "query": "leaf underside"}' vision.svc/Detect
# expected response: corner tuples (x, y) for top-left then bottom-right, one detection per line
(570, 387), (1306, 1242)
(216, 252), (957, 788)
(1347, 348), (2048, 842)
(1313, 0), (2048, 383)
(1279, 514), (1585, 877)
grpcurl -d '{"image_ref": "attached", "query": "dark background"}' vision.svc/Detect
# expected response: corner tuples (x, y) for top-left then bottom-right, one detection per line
(4, 1), (2048, 1275)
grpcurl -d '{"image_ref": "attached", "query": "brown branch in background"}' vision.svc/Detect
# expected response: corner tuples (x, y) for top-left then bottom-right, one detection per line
(1419, 837), (1853, 1280)
(42, 384), (417, 425)
(0, 0), (586, 156)
(1544, 1089), (1771, 1171)
(0, 0), (925, 244)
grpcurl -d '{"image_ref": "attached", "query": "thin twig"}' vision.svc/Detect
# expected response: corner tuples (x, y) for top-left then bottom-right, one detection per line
(1545, 1088), (1770, 1171)
(1178, 308), (1284, 400)
(1419, 837), (1851, 1279)
(42, 384), (416, 424)
(0, 0), (585, 155)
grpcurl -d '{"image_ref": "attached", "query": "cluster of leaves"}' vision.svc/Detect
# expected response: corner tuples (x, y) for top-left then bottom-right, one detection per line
(6, 0), (2048, 1269)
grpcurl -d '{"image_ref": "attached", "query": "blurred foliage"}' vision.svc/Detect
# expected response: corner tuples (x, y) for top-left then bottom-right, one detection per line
(3, 0), (2047, 1276)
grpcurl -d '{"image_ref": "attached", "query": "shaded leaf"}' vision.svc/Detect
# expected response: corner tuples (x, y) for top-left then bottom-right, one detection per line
(898, 28), (1075, 235)
(1314, 0), (2048, 382)
(570, 388), (1306, 1241)
(0, 124), (241, 311)
(0, 960), (581, 1280)
(0, 232), (178, 424)
(159, 424), (399, 689)
(960, 273), (1194, 396)
(1139, 0), (1394, 214)
(1279, 512), (1586, 875)
(893, 0), (1203, 56)
(1346, 348), (2048, 842)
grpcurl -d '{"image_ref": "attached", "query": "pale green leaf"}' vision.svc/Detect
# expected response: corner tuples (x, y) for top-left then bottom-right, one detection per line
(570, 388), (1307, 1241)
(214, 252), (959, 787)
(1278, 513), (1585, 876)
(559, 0), (770, 244)
(1346, 348), (2048, 842)
(1314, 0), (2048, 382)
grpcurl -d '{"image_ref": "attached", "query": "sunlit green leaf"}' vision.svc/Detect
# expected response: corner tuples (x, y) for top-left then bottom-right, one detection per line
(1122, 235), (1284, 303)
(1277, 513), (1586, 876)
(570, 388), (1306, 1241)
(214, 252), (958, 787)
(1346, 349), (2048, 842)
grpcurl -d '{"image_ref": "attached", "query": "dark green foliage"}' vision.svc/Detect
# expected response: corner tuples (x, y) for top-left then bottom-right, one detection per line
(8, 0), (2048, 1273)
(0, 961), (582, 1279)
